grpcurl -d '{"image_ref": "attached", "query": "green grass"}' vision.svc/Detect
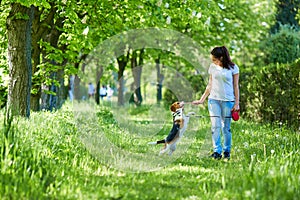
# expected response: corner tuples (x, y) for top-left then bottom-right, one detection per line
(0, 102), (299, 199)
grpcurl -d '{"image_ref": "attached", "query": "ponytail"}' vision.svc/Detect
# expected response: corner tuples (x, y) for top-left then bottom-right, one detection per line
(211, 46), (235, 69)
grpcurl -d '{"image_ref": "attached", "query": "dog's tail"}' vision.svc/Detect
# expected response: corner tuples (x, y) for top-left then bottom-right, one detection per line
(147, 141), (157, 145)
(148, 139), (166, 145)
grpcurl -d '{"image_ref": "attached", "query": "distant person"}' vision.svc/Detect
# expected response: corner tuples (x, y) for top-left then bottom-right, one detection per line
(68, 75), (75, 101)
(99, 85), (107, 100)
(68, 85), (73, 101)
(88, 82), (95, 99)
(106, 85), (114, 101)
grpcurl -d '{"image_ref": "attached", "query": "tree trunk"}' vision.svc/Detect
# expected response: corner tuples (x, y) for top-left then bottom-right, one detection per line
(30, 29), (42, 111)
(156, 57), (164, 103)
(137, 49), (144, 103)
(31, 6), (44, 111)
(73, 54), (88, 101)
(48, 71), (57, 111)
(40, 83), (49, 110)
(56, 68), (66, 109)
(46, 68), (66, 111)
(30, 5), (57, 111)
(131, 49), (144, 106)
(117, 54), (129, 106)
(41, 16), (65, 110)
(95, 81), (100, 104)
(117, 60), (125, 106)
(6, 4), (34, 118)
(74, 74), (81, 101)
(95, 65), (104, 105)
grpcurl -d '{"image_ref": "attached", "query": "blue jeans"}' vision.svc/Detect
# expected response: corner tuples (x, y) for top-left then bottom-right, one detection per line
(208, 99), (234, 154)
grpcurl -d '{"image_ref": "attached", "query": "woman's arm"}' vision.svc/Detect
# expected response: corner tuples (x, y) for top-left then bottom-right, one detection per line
(193, 75), (212, 105)
(232, 73), (240, 111)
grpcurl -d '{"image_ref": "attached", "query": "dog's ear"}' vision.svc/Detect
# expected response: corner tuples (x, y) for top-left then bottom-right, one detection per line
(170, 104), (176, 112)
(170, 102), (180, 112)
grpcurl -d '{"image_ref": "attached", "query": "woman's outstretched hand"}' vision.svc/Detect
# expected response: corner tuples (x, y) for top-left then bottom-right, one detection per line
(192, 100), (204, 105)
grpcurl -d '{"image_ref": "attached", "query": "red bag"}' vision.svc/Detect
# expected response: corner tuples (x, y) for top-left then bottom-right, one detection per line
(232, 111), (240, 121)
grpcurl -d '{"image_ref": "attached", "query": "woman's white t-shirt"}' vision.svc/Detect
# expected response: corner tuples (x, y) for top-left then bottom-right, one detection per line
(208, 63), (239, 101)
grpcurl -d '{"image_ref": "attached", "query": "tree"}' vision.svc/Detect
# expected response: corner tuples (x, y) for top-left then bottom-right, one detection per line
(0, 0), (277, 112)
(0, 3), (9, 109)
(257, 1), (300, 65)
(130, 49), (144, 106)
(116, 52), (129, 106)
(270, 0), (300, 33)
(6, 3), (34, 117)
(260, 25), (300, 65)
(155, 57), (164, 103)
(31, 3), (58, 111)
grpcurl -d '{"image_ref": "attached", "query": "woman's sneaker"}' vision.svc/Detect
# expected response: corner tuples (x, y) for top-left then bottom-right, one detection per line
(210, 152), (222, 159)
(223, 152), (230, 160)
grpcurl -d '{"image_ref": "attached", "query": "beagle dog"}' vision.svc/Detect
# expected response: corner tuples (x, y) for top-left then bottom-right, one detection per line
(148, 101), (194, 156)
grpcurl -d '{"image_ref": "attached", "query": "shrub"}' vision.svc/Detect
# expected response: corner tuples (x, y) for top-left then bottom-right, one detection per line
(241, 60), (300, 129)
(259, 25), (300, 65)
(0, 68), (8, 108)
(0, 84), (7, 109)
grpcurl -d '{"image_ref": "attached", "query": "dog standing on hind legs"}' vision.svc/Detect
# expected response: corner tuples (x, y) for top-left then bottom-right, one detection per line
(148, 101), (194, 156)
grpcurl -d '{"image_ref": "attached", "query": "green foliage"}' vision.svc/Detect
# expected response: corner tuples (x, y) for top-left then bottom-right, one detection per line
(240, 60), (300, 129)
(259, 25), (300, 65)
(127, 105), (151, 115)
(0, 4), (9, 108)
(187, 73), (207, 99)
(8, 0), (51, 8)
(162, 88), (177, 109)
(162, 72), (206, 108)
(0, 103), (300, 199)
(270, 0), (300, 33)
(13, 12), (30, 20)
(96, 107), (116, 125)
(297, 8), (300, 23)
(1, 0), (277, 110)
(0, 75), (7, 108)
(0, 106), (79, 199)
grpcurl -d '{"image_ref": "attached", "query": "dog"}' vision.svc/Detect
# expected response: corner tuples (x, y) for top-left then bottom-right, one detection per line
(148, 101), (194, 156)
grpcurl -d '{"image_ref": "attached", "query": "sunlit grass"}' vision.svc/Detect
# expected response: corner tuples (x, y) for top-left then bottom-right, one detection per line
(0, 102), (299, 199)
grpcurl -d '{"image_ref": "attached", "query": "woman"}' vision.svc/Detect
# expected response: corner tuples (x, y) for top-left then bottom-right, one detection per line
(192, 46), (240, 160)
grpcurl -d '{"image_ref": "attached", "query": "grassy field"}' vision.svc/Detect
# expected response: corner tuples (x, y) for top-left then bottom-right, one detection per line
(0, 102), (299, 200)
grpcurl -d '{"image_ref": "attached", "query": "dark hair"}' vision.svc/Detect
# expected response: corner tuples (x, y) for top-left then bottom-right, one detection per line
(211, 46), (235, 69)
